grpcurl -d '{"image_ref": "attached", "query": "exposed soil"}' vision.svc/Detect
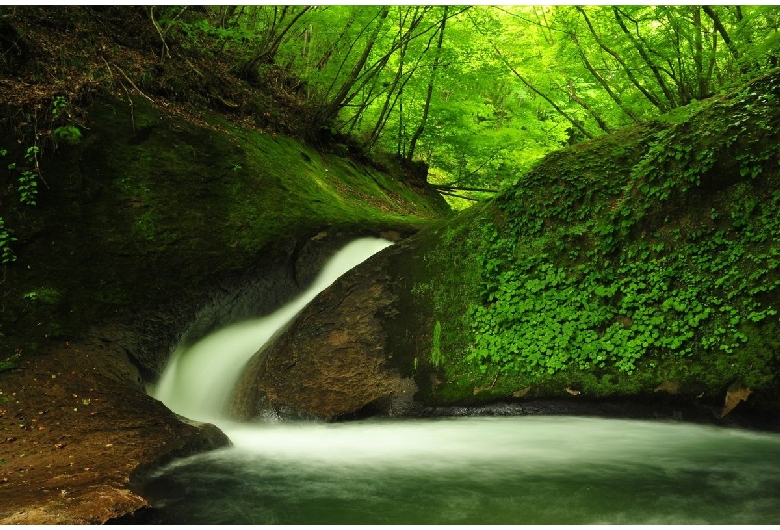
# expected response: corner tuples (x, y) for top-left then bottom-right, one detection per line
(0, 334), (229, 524)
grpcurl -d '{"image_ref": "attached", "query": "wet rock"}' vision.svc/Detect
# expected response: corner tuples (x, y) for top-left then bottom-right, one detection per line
(0, 342), (230, 525)
(229, 243), (419, 421)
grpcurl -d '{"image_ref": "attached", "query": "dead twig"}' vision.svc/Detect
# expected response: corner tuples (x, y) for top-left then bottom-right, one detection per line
(149, 7), (171, 60)
(119, 81), (136, 132)
(113, 63), (154, 104)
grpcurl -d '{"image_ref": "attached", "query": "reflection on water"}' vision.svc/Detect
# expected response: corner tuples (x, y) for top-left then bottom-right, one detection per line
(137, 416), (780, 525)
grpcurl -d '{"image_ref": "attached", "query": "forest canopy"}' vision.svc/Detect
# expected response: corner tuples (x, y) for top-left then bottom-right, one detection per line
(3, 6), (779, 203)
(157, 5), (779, 202)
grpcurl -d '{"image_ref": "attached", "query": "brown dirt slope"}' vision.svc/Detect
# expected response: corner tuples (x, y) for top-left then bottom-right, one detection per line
(0, 335), (229, 524)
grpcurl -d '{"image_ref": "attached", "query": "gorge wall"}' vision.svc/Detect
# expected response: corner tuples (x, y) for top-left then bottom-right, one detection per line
(229, 71), (780, 428)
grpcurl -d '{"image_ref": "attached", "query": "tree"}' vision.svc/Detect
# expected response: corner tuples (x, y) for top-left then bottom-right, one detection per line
(186, 4), (780, 199)
(406, 6), (448, 161)
(235, 6), (314, 84)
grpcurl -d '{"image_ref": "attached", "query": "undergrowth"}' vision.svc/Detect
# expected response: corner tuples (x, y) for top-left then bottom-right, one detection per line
(426, 71), (780, 398)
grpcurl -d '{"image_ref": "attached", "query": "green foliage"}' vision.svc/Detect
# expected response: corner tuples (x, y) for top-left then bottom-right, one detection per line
(157, 5), (780, 196)
(53, 125), (82, 145)
(5, 145), (40, 206)
(461, 80), (780, 388)
(0, 217), (17, 264)
(22, 287), (61, 304)
(51, 95), (68, 117)
(17, 169), (37, 206)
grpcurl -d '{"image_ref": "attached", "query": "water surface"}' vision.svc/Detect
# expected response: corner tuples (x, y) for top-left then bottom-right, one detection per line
(139, 416), (780, 525)
(147, 237), (780, 524)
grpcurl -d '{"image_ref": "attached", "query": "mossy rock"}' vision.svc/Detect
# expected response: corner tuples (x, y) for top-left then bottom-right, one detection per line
(0, 95), (449, 356)
(230, 71), (780, 421)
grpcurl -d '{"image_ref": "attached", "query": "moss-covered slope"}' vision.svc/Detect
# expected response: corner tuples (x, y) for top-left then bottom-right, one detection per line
(0, 96), (449, 356)
(412, 71), (780, 412)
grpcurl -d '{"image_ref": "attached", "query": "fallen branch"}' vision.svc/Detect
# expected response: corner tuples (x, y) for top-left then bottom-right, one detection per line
(119, 81), (136, 132)
(438, 190), (479, 202)
(149, 6), (171, 60)
(433, 185), (498, 193)
(113, 63), (154, 104)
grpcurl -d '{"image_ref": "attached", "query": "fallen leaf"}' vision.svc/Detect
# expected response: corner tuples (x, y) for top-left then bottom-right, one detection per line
(721, 386), (752, 417)
(512, 385), (532, 398)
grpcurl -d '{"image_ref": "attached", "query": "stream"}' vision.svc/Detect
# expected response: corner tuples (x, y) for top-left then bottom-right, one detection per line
(142, 238), (780, 525)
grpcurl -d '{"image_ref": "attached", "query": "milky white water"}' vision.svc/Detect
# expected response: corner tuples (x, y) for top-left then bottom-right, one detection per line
(136, 416), (780, 525)
(153, 237), (393, 422)
(143, 237), (780, 525)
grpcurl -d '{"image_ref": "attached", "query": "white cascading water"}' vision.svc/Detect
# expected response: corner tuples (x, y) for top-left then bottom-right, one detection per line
(153, 237), (393, 424)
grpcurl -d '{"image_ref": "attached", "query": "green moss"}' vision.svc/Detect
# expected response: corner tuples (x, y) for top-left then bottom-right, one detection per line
(430, 321), (443, 368)
(1, 95), (448, 348)
(421, 71), (780, 404)
(99, 96), (445, 260)
(53, 125), (82, 145)
(0, 354), (21, 373)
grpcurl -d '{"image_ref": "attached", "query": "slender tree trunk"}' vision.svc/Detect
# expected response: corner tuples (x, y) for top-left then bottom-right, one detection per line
(433, 185), (498, 193)
(317, 6), (391, 126)
(570, 30), (640, 122)
(322, 12), (377, 103)
(407, 6), (448, 162)
(576, 7), (668, 112)
(320, 6), (468, 131)
(368, 66), (420, 150)
(706, 31), (718, 87)
(239, 6), (311, 81)
(692, 6), (707, 99)
(563, 79), (612, 133)
(315, 11), (357, 71)
(494, 45), (593, 140)
(702, 5), (740, 60)
(397, 96), (405, 158)
(666, 10), (691, 105)
(220, 6), (237, 29)
(613, 7), (678, 108)
(368, 9), (415, 148)
(339, 5), (432, 111)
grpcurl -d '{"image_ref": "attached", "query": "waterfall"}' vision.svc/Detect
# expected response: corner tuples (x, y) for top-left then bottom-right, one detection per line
(153, 237), (393, 423)
(138, 236), (780, 526)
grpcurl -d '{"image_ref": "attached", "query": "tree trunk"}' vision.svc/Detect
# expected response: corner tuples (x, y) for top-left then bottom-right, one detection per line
(494, 45), (593, 140)
(317, 6), (390, 126)
(570, 30), (640, 123)
(406, 6), (448, 162)
(238, 6), (312, 82)
(368, 9), (416, 148)
(315, 11), (357, 71)
(692, 6), (707, 99)
(702, 5), (740, 60)
(576, 7), (668, 112)
(563, 78), (613, 133)
(613, 7), (678, 108)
